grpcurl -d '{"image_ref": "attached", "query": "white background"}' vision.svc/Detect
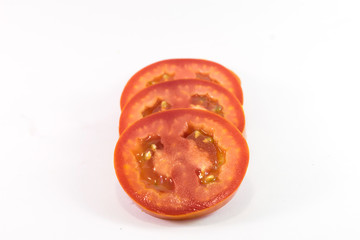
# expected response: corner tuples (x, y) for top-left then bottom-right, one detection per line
(1, 0), (360, 239)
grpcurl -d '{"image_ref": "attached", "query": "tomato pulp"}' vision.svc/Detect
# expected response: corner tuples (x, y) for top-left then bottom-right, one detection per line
(114, 109), (249, 219)
(119, 79), (245, 134)
(120, 59), (243, 109)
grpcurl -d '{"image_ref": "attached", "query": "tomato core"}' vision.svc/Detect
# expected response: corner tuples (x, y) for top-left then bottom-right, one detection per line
(133, 135), (175, 192)
(146, 72), (175, 86)
(195, 72), (219, 83)
(132, 124), (228, 192)
(141, 99), (172, 117)
(146, 71), (220, 87)
(182, 125), (226, 185)
(190, 94), (224, 117)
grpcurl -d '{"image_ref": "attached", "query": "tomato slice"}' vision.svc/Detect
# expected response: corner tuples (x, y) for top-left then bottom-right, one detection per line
(114, 109), (249, 219)
(120, 59), (243, 109)
(119, 79), (245, 134)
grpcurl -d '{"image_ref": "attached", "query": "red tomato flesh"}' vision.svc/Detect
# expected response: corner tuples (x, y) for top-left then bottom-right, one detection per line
(120, 59), (243, 109)
(114, 109), (249, 219)
(119, 79), (245, 134)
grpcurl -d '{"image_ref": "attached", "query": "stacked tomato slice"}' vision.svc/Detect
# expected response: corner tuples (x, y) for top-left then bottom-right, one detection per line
(115, 59), (249, 219)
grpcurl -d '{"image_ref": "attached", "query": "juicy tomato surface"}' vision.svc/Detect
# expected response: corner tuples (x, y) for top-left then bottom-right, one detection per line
(114, 109), (249, 219)
(120, 59), (243, 109)
(119, 79), (245, 134)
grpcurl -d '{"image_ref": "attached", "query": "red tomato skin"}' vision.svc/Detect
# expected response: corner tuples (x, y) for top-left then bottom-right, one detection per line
(114, 109), (249, 219)
(120, 59), (243, 109)
(133, 188), (237, 220)
(119, 79), (245, 134)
